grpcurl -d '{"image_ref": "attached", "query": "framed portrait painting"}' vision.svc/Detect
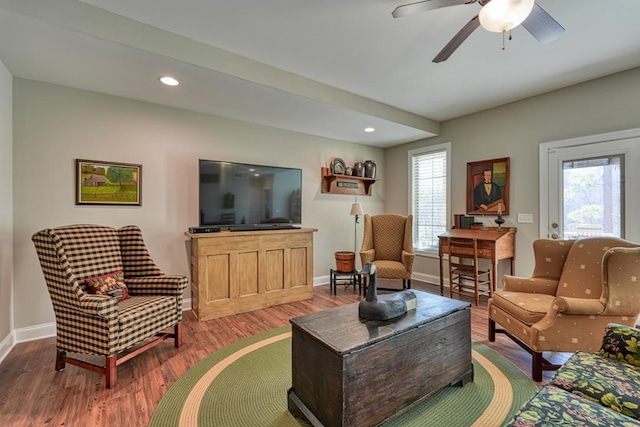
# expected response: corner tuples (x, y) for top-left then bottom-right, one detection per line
(75, 159), (142, 206)
(466, 157), (509, 215)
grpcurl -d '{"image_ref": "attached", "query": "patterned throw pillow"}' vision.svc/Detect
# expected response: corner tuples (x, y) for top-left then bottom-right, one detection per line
(597, 323), (640, 367)
(85, 270), (130, 301)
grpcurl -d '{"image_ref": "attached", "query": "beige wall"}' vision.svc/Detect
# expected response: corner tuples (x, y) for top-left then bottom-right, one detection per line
(8, 66), (640, 335)
(12, 78), (385, 330)
(0, 61), (12, 349)
(385, 66), (640, 281)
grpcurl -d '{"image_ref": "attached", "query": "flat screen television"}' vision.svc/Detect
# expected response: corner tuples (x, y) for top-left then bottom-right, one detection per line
(199, 159), (302, 229)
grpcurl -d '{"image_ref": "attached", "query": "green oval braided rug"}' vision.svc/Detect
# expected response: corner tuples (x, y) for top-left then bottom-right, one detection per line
(150, 326), (537, 427)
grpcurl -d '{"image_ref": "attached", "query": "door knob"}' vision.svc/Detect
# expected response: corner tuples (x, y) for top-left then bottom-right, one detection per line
(551, 223), (559, 229)
(551, 233), (559, 239)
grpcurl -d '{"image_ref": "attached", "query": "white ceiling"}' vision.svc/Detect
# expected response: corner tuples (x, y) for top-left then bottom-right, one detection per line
(1, 0), (640, 148)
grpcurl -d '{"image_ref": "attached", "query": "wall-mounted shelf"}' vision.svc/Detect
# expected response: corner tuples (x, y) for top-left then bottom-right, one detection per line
(321, 167), (376, 196)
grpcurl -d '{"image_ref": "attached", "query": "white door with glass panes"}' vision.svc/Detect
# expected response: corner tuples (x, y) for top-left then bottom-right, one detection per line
(540, 129), (640, 242)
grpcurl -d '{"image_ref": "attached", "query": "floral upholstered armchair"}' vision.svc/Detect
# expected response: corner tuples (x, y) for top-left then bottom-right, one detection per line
(359, 214), (414, 290)
(32, 224), (188, 388)
(488, 237), (640, 381)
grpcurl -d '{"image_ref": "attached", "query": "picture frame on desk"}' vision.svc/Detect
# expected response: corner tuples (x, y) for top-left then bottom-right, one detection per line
(466, 157), (509, 215)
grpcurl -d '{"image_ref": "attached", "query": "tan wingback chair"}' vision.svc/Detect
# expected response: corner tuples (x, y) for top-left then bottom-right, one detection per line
(360, 214), (414, 290)
(488, 237), (640, 381)
(32, 224), (188, 388)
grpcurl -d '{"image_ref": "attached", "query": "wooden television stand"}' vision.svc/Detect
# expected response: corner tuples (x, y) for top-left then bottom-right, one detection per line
(185, 227), (315, 321)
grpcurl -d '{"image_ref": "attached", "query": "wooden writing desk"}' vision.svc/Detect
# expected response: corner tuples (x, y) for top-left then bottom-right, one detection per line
(438, 227), (516, 295)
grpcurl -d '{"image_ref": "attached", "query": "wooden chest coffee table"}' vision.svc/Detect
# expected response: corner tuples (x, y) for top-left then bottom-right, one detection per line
(287, 291), (472, 426)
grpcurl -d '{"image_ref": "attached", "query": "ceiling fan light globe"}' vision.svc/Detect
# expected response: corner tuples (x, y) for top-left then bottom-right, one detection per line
(479, 0), (535, 33)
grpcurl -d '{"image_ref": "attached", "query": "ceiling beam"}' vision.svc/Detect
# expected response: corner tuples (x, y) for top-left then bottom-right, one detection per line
(0, 0), (440, 137)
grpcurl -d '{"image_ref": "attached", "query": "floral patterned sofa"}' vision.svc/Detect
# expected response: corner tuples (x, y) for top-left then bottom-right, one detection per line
(507, 323), (640, 426)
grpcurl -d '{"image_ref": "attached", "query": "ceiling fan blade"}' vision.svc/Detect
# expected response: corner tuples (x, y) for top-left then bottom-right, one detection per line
(433, 15), (480, 63)
(392, 0), (476, 19)
(521, 2), (565, 44)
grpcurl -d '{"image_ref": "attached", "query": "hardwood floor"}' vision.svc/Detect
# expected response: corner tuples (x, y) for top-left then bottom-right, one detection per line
(0, 280), (569, 426)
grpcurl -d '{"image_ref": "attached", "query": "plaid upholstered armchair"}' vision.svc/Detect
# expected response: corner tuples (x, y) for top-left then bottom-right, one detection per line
(488, 237), (640, 381)
(32, 224), (188, 388)
(359, 214), (415, 290)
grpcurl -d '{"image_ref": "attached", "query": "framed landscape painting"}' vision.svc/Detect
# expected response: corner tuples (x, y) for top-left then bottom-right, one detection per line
(466, 157), (509, 215)
(76, 159), (142, 206)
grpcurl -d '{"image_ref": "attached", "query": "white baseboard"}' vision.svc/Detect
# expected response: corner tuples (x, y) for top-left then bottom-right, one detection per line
(0, 322), (56, 365)
(411, 271), (442, 288)
(0, 331), (15, 366)
(15, 322), (56, 343)
(314, 274), (330, 286)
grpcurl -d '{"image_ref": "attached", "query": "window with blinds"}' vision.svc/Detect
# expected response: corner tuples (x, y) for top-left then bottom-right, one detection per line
(408, 143), (450, 252)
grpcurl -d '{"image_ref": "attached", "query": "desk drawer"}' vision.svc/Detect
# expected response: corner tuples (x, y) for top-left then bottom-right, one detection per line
(439, 237), (494, 258)
(477, 241), (493, 250)
(450, 246), (475, 257)
(477, 248), (492, 257)
(449, 247), (492, 258)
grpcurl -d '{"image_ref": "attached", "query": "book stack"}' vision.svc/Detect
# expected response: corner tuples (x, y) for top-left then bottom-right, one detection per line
(454, 214), (476, 229)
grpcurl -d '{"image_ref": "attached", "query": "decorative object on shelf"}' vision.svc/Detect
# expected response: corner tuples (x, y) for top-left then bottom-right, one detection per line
(350, 197), (364, 254)
(345, 166), (353, 175)
(75, 159), (142, 206)
(331, 158), (346, 175)
(337, 182), (359, 189)
(494, 203), (505, 231)
(353, 162), (364, 177)
(364, 160), (376, 179)
(466, 157), (510, 215)
(358, 263), (417, 321)
(321, 167), (376, 196)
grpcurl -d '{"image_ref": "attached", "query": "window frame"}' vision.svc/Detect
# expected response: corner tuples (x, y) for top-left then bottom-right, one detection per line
(408, 142), (451, 256)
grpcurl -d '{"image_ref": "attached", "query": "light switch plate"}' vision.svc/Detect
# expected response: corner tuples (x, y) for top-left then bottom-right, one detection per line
(518, 213), (534, 223)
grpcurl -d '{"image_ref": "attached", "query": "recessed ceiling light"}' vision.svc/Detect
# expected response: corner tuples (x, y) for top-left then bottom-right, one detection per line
(159, 76), (179, 86)
(364, 127), (375, 133)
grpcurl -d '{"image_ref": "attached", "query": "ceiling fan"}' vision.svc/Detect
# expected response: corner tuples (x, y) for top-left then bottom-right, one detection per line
(392, 0), (565, 63)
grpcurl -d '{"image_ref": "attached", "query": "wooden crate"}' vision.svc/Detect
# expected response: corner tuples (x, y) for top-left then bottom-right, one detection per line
(288, 291), (472, 426)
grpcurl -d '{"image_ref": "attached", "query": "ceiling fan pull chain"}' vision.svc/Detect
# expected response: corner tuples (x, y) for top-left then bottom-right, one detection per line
(501, 29), (514, 51)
